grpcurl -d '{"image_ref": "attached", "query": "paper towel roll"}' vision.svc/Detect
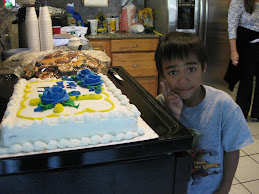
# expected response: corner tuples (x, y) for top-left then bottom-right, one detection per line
(84, 0), (108, 7)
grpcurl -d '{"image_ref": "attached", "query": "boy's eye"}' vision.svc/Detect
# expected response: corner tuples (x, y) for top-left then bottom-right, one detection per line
(169, 71), (177, 75)
(188, 67), (196, 73)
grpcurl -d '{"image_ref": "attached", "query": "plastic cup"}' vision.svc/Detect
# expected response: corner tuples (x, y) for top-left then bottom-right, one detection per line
(39, 6), (51, 20)
(26, 7), (37, 19)
(88, 19), (98, 35)
(52, 26), (61, 35)
(39, 19), (52, 26)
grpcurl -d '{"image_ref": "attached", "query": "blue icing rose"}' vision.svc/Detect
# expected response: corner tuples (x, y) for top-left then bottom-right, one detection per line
(41, 85), (70, 105)
(66, 82), (77, 89)
(76, 69), (104, 87)
(69, 91), (81, 96)
(55, 81), (65, 88)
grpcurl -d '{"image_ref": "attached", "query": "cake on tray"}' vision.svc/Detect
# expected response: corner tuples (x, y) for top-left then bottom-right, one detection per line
(0, 69), (145, 154)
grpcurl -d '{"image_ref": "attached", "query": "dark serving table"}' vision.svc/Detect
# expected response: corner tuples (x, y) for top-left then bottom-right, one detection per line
(0, 67), (193, 194)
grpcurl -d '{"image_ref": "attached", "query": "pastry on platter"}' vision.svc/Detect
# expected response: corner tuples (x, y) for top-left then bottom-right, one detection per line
(23, 50), (111, 79)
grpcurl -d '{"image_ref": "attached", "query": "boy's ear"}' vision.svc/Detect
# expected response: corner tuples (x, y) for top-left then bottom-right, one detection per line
(203, 63), (207, 72)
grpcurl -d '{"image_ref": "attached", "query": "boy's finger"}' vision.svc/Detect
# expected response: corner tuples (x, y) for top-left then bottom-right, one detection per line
(160, 81), (168, 97)
(163, 79), (172, 95)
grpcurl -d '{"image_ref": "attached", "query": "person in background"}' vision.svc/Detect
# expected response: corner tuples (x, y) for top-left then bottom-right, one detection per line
(228, 0), (259, 119)
(155, 32), (253, 194)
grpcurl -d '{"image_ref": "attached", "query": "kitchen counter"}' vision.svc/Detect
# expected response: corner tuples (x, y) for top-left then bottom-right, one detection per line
(86, 32), (160, 39)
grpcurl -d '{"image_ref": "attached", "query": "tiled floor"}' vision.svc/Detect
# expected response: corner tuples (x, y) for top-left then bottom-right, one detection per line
(210, 81), (259, 194)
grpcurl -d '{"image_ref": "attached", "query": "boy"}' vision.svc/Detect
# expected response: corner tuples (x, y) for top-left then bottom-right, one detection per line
(155, 32), (254, 194)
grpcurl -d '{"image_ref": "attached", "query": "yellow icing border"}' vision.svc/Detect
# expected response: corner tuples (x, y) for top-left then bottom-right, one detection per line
(17, 80), (115, 120)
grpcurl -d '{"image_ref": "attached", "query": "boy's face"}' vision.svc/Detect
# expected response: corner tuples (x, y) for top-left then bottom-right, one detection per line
(162, 55), (207, 107)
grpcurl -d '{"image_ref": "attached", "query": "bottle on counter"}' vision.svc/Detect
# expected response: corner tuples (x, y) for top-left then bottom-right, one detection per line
(67, 13), (76, 26)
(67, 13), (73, 25)
(115, 16), (120, 33)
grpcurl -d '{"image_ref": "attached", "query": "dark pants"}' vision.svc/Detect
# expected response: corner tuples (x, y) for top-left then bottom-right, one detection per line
(236, 28), (259, 118)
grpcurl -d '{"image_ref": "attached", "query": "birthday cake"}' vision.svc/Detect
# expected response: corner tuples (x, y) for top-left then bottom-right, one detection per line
(0, 69), (144, 154)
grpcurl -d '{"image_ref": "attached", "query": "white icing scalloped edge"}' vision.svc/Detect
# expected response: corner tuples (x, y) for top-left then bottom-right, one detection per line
(0, 127), (144, 154)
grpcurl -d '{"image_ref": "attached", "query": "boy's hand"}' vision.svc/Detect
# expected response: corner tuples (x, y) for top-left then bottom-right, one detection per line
(161, 80), (183, 119)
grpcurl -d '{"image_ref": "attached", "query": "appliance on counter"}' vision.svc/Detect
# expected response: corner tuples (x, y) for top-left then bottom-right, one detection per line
(146, 0), (230, 88)
(51, 14), (68, 27)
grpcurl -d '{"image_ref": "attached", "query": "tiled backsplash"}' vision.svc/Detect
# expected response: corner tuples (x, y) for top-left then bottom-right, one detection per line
(38, 0), (145, 21)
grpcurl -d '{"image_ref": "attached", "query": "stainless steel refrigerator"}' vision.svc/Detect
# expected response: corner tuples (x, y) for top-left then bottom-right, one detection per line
(146, 0), (231, 90)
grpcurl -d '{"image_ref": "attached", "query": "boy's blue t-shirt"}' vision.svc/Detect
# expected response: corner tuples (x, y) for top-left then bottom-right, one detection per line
(157, 85), (253, 194)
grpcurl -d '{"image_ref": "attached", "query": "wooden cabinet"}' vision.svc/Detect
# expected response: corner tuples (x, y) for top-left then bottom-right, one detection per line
(111, 53), (157, 77)
(111, 38), (159, 97)
(111, 39), (158, 52)
(89, 38), (159, 97)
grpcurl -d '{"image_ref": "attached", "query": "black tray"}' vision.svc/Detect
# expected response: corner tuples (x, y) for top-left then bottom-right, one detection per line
(0, 67), (193, 176)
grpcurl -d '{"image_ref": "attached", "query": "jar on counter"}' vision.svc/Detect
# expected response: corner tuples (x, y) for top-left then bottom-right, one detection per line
(107, 18), (116, 33)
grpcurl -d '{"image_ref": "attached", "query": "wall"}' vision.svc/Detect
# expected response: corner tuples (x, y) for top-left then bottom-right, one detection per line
(38, 0), (145, 23)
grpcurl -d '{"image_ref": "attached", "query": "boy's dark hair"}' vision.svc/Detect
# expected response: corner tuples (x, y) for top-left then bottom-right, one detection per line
(155, 31), (208, 77)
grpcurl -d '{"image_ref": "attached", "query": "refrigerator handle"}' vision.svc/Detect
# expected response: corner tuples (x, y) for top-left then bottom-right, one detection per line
(204, 0), (209, 45)
(199, 0), (209, 45)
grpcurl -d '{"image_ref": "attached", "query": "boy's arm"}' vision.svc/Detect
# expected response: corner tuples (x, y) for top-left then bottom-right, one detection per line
(215, 149), (240, 194)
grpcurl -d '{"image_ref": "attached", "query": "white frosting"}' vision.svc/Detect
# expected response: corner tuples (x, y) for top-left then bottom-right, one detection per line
(58, 139), (70, 149)
(67, 139), (81, 148)
(47, 140), (59, 150)
(34, 141), (47, 151)
(0, 74), (144, 154)
(22, 142), (34, 152)
(114, 133), (126, 142)
(80, 137), (91, 146)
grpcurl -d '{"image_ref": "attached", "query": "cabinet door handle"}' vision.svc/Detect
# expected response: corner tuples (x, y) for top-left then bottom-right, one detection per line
(129, 44), (139, 48)
(130, 64), (141, 67)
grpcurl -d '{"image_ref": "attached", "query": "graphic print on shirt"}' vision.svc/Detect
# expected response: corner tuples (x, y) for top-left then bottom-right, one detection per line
(191, 148), (220, 182)
(187, 128), (221, 183)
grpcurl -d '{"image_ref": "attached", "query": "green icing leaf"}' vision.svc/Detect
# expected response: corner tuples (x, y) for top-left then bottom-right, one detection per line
(71, 75), (77, 80)
(38, 102), (54, 111)
(62, 99), (79, 108)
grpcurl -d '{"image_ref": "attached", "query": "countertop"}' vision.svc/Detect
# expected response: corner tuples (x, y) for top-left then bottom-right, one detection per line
(0, 32), (160, 74)
(86, 32), (160, 39)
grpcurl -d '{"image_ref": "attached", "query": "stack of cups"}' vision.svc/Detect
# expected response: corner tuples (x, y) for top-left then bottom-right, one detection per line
(39, 6), (53, 51)
(25, 7), (40, 52)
